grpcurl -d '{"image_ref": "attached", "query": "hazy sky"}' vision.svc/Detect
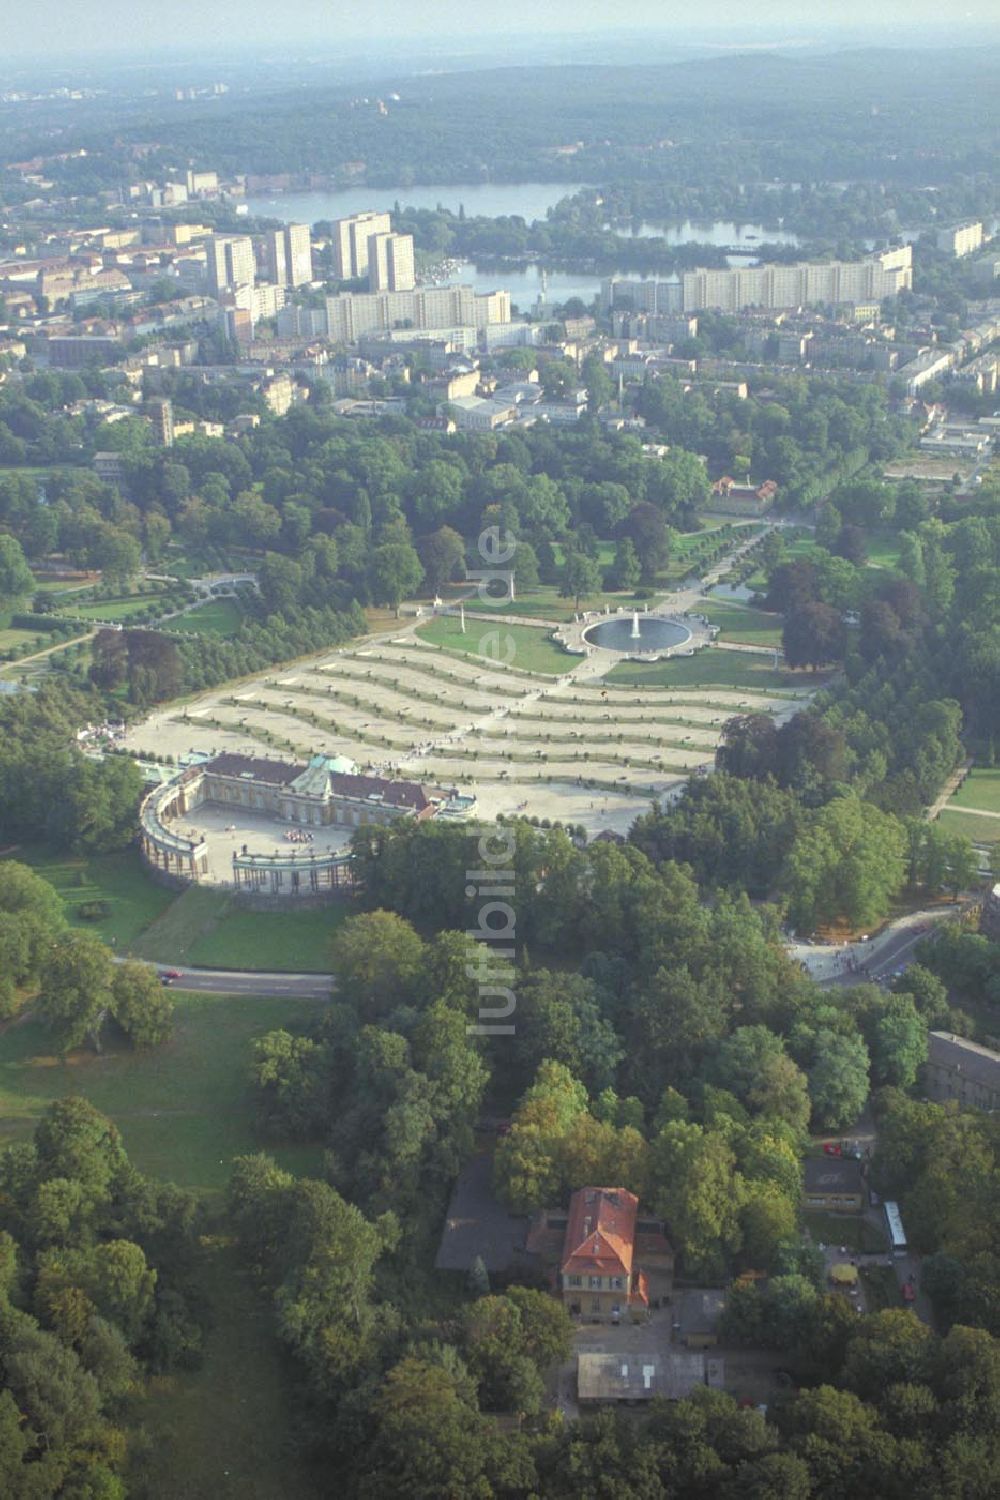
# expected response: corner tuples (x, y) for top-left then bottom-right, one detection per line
(5, 0), (999, 60)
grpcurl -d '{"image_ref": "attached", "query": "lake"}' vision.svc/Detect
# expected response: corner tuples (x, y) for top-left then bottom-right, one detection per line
(246, 182), (587, 225)
(610, 218), (802, 250)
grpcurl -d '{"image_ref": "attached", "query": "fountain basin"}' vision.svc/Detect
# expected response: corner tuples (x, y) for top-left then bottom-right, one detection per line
(583, 616), (692, 653)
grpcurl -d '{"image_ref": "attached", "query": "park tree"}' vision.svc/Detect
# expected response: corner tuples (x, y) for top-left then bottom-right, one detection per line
(417, 526), (465, 595)
(607, 536), (641, 593)
(330, 911), (425, 1023)
(622, 503), (671, 582)
(782, 601), (847, 670)
(250, 1030), (329, 1140)
(109, 961), (173, 1048)
(0, 534), (34, 608)
(512, 969), (623, 1097)
(866, 994), (928, 1089)
(37, 932), (115, 1052)
(359, 1355), (516, 1499)
(560, 549), (602, 610)
(781, 796), (906, 931)
(804, 1028), (871, 1130)
(0, 860), (66, 984)
(494, 1061), (589, 1213)
(581, 353), (615, 410)
(650, 1120), (741, 1276)
(715, 714), (778, 780)
(368, 541), (424, 612)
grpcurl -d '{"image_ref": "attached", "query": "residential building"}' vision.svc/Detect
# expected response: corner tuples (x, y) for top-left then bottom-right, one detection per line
(368, 231), (415, 292)
(205, 234), (255, 295)
(601, 276), (683, 315)
(924, 1032), (1000, 1112)
(331, 210), (391, 279)
(449, 395), (516, 430)
(937, 222), (984, 259)
(45, 334), (121, 367)
(325, 285), (510, 342)
(559, 1187), (672, 1322)
(681, 247), (913, 313)
(276, 303), (328, 339)
(261, 372), (296, 416)
(146, 396), (174, 447)
(803, 1156), (865, 1213)
(186, 169), (219, 197)
(263, 224), (313, 287)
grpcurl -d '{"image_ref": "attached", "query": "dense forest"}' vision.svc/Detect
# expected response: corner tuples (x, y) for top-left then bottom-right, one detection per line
(3, 48), (999, 202)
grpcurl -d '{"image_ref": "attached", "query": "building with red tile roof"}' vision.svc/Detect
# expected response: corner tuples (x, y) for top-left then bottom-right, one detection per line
(560, 1187), (666, 1322)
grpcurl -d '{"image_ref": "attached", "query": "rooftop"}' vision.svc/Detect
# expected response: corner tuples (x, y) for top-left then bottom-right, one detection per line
(804, 1156), (864, 1193)
(928, 1031), (1000, 1088)
(577, 1351), (709, 1402)
(562, 1187), (638, 1278)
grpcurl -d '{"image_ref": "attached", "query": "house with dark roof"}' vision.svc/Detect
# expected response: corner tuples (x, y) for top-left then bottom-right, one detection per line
(559, 1187), (672, 1323)
(803, 1156), (864, 1213)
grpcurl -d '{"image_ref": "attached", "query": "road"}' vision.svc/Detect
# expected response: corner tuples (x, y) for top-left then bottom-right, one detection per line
(153, 964), (332, 1000)
(788, 902), (971, 987)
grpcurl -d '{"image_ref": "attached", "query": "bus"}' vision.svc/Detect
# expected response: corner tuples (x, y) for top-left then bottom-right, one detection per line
(884, 1200), (907, 1256)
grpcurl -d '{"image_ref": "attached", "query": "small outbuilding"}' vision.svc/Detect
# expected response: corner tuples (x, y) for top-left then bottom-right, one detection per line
(804, 1156), (865, 1213)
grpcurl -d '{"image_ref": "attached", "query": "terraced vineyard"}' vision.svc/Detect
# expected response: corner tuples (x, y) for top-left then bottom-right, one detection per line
(125, 625), (810, 833)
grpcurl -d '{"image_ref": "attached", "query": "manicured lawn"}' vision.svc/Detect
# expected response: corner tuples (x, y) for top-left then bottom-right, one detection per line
(0, 990), (324, 1190)
(133, 885), (344, 971)
(60, 594), (169, 622)
(948, 768), (1000, 814)
(700, 599), (784, 647)
(416, 613), (570, 676)
(13, 846), (346, 969)
(936, 808), (1000, 844)
(189, 902), (346, 971)
(864, 533), (902, 569)
(11, 845), (177, 949)
(172, 597), (245, 637)
(803, 1210), (888, 1254)
(609, 650), (806, 695)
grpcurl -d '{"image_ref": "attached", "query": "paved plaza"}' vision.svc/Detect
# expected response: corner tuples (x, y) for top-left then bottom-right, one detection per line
(173, 802), (355, 885)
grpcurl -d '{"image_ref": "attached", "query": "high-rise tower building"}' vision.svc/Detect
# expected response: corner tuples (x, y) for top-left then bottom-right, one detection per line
(331, 211), (391, 279)
(368, 232), (416, 292)
(263, 223), (313, 286)
(206, 234), (255, 296)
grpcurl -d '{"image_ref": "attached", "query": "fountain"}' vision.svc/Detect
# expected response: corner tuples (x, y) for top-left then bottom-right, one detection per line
(583, 613), (692, 654)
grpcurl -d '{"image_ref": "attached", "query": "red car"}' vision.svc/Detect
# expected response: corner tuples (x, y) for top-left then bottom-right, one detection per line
(162, 969), (182, 980)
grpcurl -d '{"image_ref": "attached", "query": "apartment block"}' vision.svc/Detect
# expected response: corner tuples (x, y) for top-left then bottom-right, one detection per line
(325, 285), (510, 342)
(331, 211), (391, 279)
(264, 223), (313, 287)
(368, 232), (415, 292)
(681, 248), (912, 313)
(937, 222), (984, 259)
(206, 234), (255, 295)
